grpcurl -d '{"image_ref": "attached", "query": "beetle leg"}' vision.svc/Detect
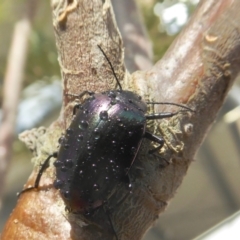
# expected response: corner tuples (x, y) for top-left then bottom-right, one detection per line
(145, 111), (182, 120)
(144, 131), (164, 154)
(146, 101), (194, 112)
(72, 104), (81, 115)
(71, 91), (94, 115)
(19, 152), (58, 196)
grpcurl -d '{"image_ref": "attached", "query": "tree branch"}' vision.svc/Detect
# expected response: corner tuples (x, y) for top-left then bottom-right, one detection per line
(112, 0), (153, 72)
(2, 0), (240, 239)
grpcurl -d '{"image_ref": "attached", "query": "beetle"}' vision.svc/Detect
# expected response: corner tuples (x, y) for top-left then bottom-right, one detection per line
(21, 45), (194, 239)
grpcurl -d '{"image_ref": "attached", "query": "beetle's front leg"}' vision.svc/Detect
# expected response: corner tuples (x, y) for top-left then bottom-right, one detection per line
(144, 131), (164, 154)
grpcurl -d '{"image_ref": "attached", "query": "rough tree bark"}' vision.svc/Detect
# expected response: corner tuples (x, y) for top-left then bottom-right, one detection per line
(2, 0), (240, 239)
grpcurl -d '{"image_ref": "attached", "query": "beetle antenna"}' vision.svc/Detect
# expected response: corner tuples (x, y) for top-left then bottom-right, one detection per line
(97, 45), (122, 91)
(146, 101), (195, 112)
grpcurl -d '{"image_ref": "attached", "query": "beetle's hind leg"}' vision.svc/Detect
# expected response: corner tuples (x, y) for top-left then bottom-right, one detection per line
(19, 152), (58, 196)
(144, 132), (170, 167)
(144, 109), (186, 153)
(144, 131), (164, 154)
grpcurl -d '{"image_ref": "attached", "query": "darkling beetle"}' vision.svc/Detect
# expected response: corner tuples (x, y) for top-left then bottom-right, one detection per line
(21, 45), (194, 239)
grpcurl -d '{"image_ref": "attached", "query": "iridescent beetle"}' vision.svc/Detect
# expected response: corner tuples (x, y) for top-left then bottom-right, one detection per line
(21, 45), (194, 239)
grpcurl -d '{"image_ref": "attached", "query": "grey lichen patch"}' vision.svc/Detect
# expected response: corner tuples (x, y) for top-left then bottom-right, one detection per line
(19, 127), (47, 157)
(156, 116), (186, 154)
(41, 130), (60, 156)
(19, 121), (64, 173)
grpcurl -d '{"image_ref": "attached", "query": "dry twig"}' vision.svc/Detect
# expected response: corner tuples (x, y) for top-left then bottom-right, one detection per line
(0, 0), (38, 208)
